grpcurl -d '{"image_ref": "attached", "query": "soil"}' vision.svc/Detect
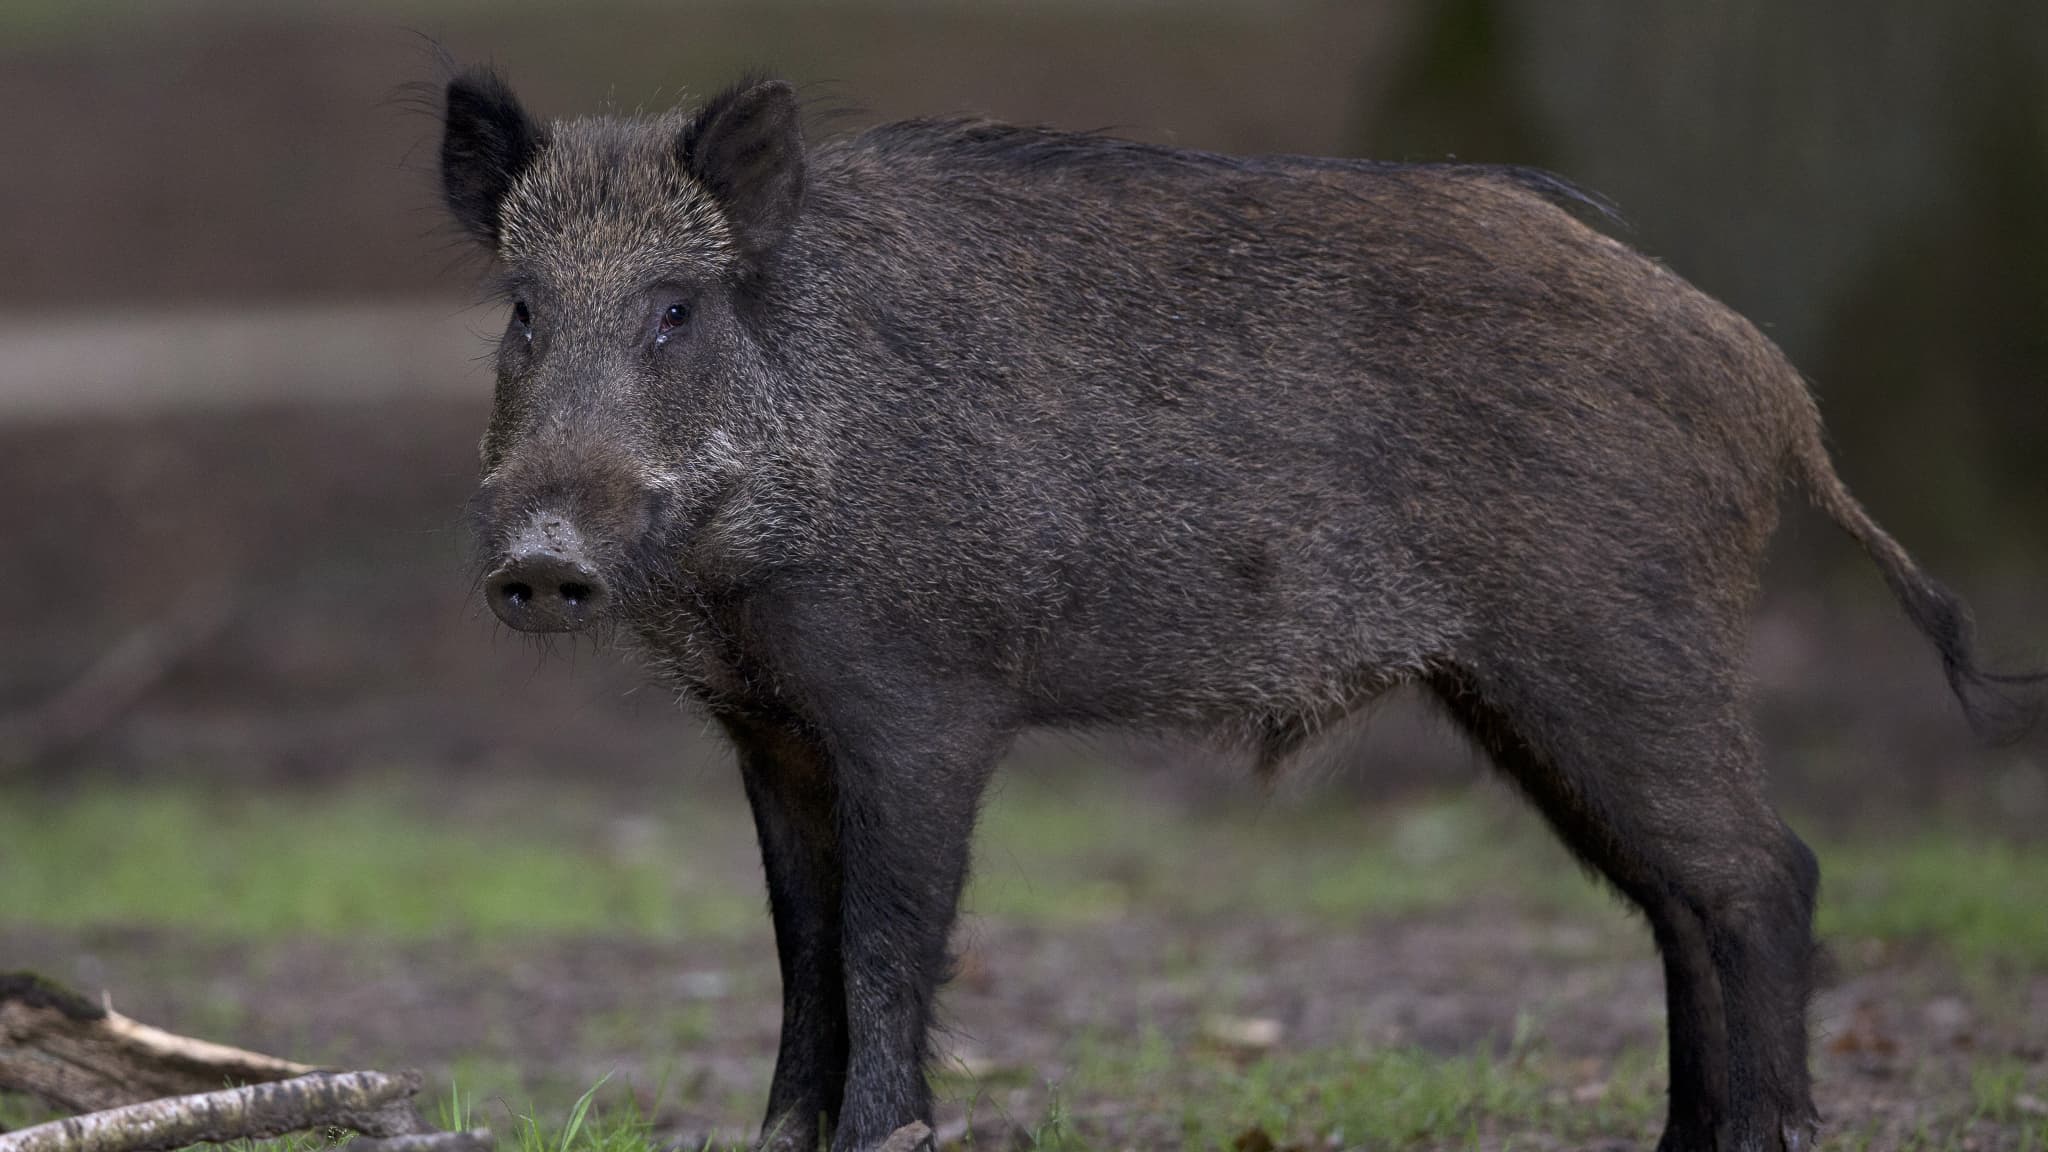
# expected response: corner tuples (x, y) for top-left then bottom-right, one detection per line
(5, 906), (2042, 1150)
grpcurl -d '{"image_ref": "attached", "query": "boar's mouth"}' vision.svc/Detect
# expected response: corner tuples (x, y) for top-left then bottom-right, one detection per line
(466, 436), (772, 634)
(469, 477), (718, 634)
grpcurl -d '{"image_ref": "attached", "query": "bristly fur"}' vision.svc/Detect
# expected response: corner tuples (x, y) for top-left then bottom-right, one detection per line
(857, 116), (1624, 224)
(676, 73), (808, 268)
(495, 110), (735, 283)
(437, 71), (2037, 1152)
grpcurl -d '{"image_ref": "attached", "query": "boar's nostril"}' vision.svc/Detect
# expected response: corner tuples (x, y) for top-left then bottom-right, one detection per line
(483, 528), (610, 633)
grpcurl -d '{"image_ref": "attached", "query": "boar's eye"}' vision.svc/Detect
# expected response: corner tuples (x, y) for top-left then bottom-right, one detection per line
(656, 301), (690, 344)
(510, 299), (533, 338)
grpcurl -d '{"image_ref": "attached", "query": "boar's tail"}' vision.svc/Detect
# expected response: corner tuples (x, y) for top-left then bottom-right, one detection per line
(1790, 417), (2045, 744)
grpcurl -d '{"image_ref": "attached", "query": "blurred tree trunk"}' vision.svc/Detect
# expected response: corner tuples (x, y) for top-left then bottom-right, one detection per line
(1362, 0), (1549, 165)
(1358, 0), (2048, 586)
(1815, 0), (2048, 579)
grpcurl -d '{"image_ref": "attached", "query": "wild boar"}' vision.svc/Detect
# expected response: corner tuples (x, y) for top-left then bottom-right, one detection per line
(439, 70), (2039, 1152)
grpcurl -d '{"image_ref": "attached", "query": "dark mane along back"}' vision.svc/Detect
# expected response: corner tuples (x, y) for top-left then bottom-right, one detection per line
(849, 117), (1622, 223)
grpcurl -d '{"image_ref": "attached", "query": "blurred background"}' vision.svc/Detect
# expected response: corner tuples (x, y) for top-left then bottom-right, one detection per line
(1, 0), (2040, 815)
(1, 2), (2045, 1147)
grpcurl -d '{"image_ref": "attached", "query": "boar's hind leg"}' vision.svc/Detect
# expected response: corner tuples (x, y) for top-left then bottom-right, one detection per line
(727, 717), (850, 1151)
(1430, 666), (1821, 1152)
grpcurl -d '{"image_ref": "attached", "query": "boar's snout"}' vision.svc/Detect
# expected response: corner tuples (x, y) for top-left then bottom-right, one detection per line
(484, 515), (611, 633)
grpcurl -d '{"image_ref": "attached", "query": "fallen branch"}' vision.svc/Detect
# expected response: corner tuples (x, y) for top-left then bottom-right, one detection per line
(0, 974), (487, 1152)
(0, 1070), (430, 1152)
(0, 973), (313, 1114)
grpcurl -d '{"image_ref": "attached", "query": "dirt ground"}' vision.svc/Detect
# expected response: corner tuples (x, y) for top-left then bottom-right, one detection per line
(6, 901), (2043, 1149)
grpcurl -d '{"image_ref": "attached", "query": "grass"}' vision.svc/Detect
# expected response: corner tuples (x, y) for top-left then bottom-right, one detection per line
(2, 769), (2044, 1152)
(0, 781), (761, 940)
(460, 1040), (2041, 1152)
(2, 772), (2045, 965)
(970, 774), (1612, 925)
(7, 1060), (2042, 1152)
(1820, 836), (2048, 966)
(0, 1050), (1655, 1152)
(973, 771), (2048, 970)
(972, 1021), (1672, 1151)
(0, 1091), (60, 1133)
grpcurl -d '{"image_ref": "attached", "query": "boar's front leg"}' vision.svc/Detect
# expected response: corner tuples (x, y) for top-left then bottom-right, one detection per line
(827, 716), (1002, 1152)
(726, 716), (849, 1151)
(742, 603), (1008, 1151)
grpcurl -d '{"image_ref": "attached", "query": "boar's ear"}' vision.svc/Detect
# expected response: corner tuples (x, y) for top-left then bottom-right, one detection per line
(677, 77), (806, 268)
(441, 67), (544, 248)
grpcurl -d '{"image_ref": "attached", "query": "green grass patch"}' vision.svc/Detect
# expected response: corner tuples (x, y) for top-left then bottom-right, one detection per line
(0, 1090), (62, 1133)
(1969, 1056), (2043, 1124)
(939, 1026), (1667, 1151)
(3, 773), (2044, 967)
(970, 777), (1614, 925)
(1819, 834), (2048, 966)
(976, 774), (2048, 968)
(0, 783), (760, 940)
